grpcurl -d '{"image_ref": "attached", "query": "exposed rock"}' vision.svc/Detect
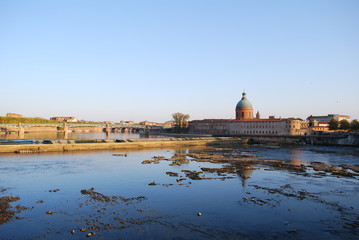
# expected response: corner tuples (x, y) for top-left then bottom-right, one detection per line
(142, 156), (168, 164)
(49, 189), (60, 193)
(0, 196), (21, 225)
(176, 178), (186, 182)
(169, 154), (189, 166)
(80, 188), (111, 203)
(86, 232), (96, 237)
(310, 162), (358, 177)
(113, 153), (127, 157)
(181, 170), (205, 180)
(201, 166), (236, 176)
(165, 172), (179, 177)
(340, 164), (359, 173)
(310, 162), (338, 172)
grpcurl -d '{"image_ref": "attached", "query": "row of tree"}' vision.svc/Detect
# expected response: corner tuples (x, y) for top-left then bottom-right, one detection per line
(0, 117), (60, 124)
(329, 119), (359, 131)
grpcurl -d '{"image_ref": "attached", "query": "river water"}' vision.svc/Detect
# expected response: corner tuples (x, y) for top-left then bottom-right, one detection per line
(0, 132), (142, 141)
(0, 143), (358, 239)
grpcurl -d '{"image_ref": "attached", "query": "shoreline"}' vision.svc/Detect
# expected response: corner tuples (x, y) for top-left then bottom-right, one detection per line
(0, 137), (246, 154)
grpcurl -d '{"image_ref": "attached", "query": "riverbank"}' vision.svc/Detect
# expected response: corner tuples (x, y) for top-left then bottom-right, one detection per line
(0, 137), (245, 154)
(213, 133), (359, 147)
(149, 132), (212, 138)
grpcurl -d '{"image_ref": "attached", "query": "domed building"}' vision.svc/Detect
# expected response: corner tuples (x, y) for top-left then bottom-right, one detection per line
(189, 92), (308, 136)
(235, 92), (253, 120)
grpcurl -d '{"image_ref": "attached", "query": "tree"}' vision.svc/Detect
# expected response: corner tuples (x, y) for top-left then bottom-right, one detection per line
(0, 116), (60, 124)
(339, 119), (350, 130)
(328, 118), (338, 130)
(351, 119), (359, 131)
(172, 112), (190, 133)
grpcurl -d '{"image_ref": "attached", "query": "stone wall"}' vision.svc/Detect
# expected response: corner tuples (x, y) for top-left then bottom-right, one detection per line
(0, 137), (246, 154)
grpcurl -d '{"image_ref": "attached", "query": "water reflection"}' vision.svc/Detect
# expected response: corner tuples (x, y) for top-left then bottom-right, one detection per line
(236, 165), (254, 187)
(64, 131), (68, 140)
(174, 149), (189, 155)
(290, 148), (303, 166)
(0, 132), (142, 140)
(18, 132), (24, 140)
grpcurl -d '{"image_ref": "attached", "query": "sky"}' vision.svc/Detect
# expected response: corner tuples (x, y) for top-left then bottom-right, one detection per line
(1, 0), (358, 122)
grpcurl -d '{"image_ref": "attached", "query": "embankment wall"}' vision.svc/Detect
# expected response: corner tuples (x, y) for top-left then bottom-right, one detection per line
(240, 134), (359, 146)
(0, 137), (246, 154)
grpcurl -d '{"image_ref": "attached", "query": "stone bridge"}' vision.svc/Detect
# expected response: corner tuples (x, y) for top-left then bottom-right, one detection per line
(0, 123), (156, 135)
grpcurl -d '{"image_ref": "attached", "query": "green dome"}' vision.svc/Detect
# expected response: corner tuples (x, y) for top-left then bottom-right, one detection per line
(236, 92), (253, 109)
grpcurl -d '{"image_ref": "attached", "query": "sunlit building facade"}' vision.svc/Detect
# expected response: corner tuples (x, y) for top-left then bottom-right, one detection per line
(189, 92), (308, 136)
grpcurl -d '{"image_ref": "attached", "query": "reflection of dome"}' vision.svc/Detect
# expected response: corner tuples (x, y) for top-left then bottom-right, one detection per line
(235, 92), (254, 120)
(236, 165), (254, 187)
(236, 92), (253, 109)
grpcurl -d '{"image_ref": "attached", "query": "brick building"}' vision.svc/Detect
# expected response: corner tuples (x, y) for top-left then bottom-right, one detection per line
(189, 92), (308, 136)
(6, 113), (23, 118)
(50, 116), (78, 122)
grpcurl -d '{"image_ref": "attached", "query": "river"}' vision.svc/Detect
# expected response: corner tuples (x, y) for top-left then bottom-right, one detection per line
(0, 131), (142, 141)
(0, 144), (358, 239)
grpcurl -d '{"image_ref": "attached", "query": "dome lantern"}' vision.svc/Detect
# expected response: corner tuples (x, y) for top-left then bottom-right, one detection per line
(235, 92), (254, 120)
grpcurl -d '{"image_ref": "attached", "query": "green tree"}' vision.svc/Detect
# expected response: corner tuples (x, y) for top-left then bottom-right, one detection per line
(350, 119), (359, 131)
(172, 112), (190, 133)
(339, 119), (350, 130)
(0, 117), (60, 124)
(328, 118), (338, 130)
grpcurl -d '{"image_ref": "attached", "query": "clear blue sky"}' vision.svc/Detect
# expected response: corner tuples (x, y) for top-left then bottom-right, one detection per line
(1, 0), (358, 122)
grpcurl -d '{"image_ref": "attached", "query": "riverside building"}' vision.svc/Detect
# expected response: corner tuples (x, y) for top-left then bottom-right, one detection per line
(50, 116), (78, 122)
(189, 92), (308, 136)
